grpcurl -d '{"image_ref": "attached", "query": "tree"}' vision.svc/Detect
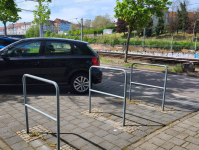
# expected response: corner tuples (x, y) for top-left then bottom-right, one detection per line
(175, 8), (182, 34)
(114, 0), (172, 62)
(44, 29), (51, 37)
(180, 2), (189, 34)
(145, 18), (153, 37)
(25, 26), (39, 38)
(155, 17), (165, 36)
(84, 19), (91, 29)
(116, 18), (128, 36)
(92, 14), (113, 29)
(32, 0), (51, 37)
(0, 0), (21, 36)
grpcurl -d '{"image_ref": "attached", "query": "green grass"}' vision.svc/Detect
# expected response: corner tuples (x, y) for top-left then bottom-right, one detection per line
(29, 48), (39, 53)
(100, 57), (114, 64)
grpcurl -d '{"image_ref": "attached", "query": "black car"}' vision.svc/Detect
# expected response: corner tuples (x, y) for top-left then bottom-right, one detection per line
(0, 38), (102, 94)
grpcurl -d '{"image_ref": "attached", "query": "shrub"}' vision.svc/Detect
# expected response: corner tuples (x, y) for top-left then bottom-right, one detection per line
(173, 64), (183, 73)
(103, 38), (110, 44)
(110, 37), (120, 47)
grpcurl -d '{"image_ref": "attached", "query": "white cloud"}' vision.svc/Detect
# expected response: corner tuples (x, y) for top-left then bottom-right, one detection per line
(0, 0), (116, 26)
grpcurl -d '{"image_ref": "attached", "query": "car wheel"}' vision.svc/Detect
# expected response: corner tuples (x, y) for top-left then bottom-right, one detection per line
(70, 73), (89, 94)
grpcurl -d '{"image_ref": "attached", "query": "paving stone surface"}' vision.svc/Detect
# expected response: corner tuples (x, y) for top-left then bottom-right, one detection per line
(126, 111), (199, 150)
(0, 67), (199, 150)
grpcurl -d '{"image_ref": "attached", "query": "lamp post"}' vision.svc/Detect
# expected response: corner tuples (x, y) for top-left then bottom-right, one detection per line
(24, 22), (26, 34)
(192, 19), (199, 42)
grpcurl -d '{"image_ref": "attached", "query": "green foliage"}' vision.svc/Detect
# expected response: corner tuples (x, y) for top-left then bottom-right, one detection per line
(83, 36), (89, 42)
(0, 0), (21, 36)
(110, 37), (120, 47)
(88, 37), (97, 43)
(155, 17), (165, 36)
(65, 28), (104, 36)
(173, 64), (183, 73)
(44, 29), (51, 37)
(145, 18), (153, 37)
(114, 0), (172, 31)
(32, 0), (51, 35)
(103, 38), (110, 44)
(25, 26), (39, 38)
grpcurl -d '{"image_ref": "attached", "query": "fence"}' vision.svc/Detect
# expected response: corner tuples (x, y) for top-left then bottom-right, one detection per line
(129, 63), (168, 111)
(22, 74), (60, 150)
(89, 66), (127, 126)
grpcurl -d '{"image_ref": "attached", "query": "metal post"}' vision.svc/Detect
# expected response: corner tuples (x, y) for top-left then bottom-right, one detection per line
(129, 63), (168, 111)
(23, 74), (60, 150)
(38, 1), (43, 37)
(24, 22), (26, 34)
(143, 27), (146, 51)
(193, 21), (196, 42)
(89, 67), (92, 113)
(162, 66), (168, 111)
(171, 34), (174, 52)
(81, 18), (83, 41)
(56, 86), (60, 150)
(13, 23), (14, 35)
(123, 71), (127, 126)
(89, 66), (127, 126)
(195, 37), (197, 53)
(129, 65), (133, 102)
(23, 76), (29, 133)
(97, 26), (98, 36)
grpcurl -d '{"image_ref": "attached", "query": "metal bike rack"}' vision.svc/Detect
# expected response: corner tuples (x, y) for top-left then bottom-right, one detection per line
(89, 66), (127, 126)
(129, 63), (168, 111)
(22, 74), (60, 150)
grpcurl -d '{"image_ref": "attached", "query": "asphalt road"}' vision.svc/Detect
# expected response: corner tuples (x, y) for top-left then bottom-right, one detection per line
(101, 63), (199, 99)
(0, 63), (198, 100)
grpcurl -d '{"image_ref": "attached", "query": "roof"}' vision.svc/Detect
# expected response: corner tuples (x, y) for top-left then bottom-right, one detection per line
(54, 18), (71, 24)
(0, 27), (4, 31)
(22, 37), (88, 44)
(7, 24), (13, 29)
(169, 11), (199, 18)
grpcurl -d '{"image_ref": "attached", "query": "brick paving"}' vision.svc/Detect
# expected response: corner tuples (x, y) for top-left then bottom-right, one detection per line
(125, 111), (199, 150)
(0, 69), (199, 150)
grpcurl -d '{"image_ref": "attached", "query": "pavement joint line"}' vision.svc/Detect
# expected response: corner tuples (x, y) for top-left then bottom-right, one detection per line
(123, 110), (199, 149)
(16, 125), (75, 150)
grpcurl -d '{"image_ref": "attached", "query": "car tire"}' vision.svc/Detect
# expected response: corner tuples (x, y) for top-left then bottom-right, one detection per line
(70, 73), (90, 94)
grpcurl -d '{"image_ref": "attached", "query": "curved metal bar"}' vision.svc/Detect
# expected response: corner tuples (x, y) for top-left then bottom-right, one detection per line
(22, 74), (60, 150)
(129, 63), (168, 111)
(89, 66), (127, 126)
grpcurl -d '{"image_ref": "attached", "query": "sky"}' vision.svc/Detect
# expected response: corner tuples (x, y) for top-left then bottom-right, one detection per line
(1, 0), (199, 27)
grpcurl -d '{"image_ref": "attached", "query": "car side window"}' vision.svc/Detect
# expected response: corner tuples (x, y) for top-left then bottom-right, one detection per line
(7, 41), (42, 57)
(45, 41), (72, 56)
(74, 44), (93, 55)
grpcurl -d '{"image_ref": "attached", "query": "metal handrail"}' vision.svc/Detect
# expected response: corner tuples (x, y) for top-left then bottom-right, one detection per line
(22, 74), (60, 150)
(89, 66), (127, 126)
(129, 63), (168, 111)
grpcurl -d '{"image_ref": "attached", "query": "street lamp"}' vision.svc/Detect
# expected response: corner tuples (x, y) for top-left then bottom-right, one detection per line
(192, 19), (199, 42)
(24, 22), (26, 34)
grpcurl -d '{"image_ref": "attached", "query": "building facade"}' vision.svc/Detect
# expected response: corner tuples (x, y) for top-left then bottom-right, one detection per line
(43, 20), (54, 33)
(54, 18), (71, 32)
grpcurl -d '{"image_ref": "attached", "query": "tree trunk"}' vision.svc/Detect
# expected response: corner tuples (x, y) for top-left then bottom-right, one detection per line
(124, 29), (132, 62)
(3, 22), (7, 37)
